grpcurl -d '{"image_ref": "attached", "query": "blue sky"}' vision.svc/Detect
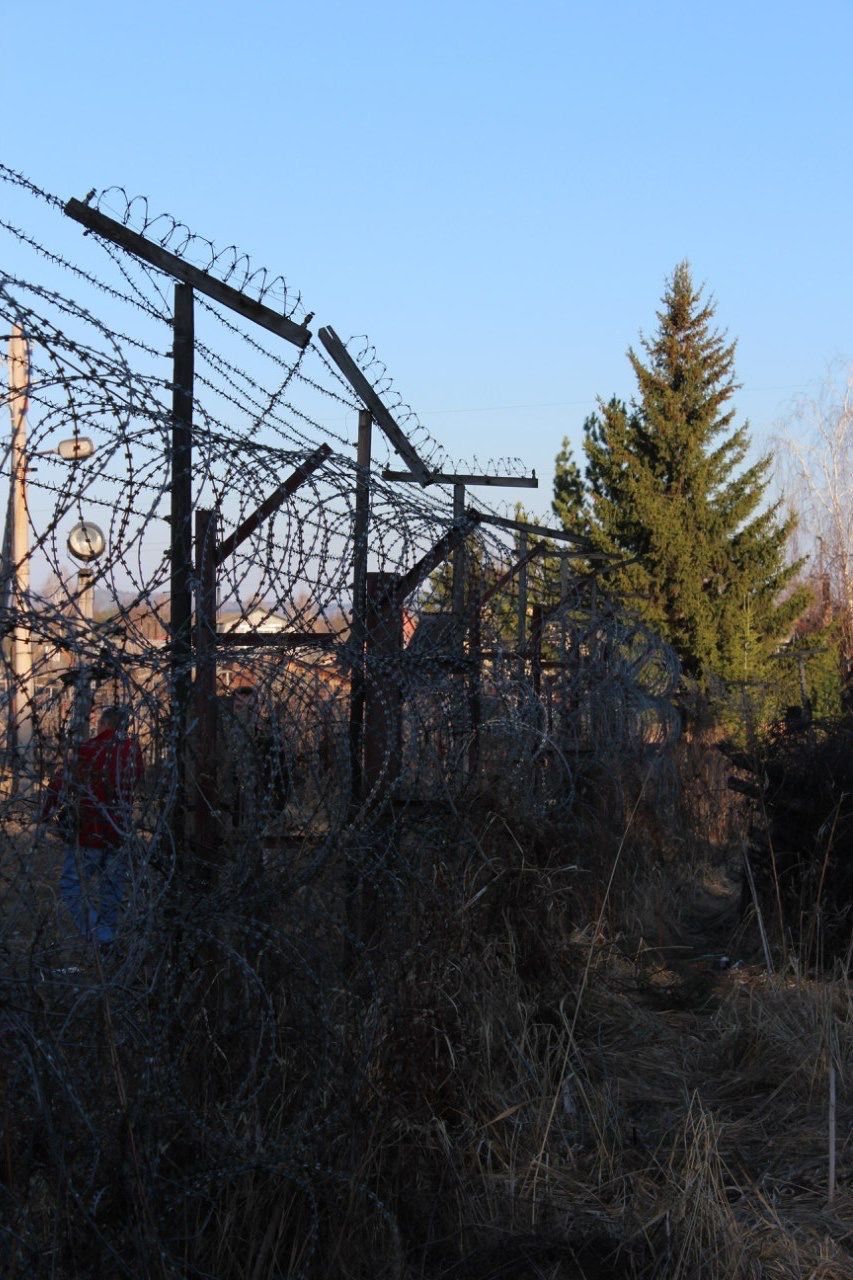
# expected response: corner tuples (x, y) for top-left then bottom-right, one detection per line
(9, 0), (853, 516)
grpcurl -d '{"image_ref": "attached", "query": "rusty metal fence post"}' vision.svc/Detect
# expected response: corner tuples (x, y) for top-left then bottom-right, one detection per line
(346, 571), (403, 964)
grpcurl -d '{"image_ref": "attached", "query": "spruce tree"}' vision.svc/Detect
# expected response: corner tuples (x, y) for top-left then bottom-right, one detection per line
(552, 438), (587, 539)
(561, 263), (805, 680)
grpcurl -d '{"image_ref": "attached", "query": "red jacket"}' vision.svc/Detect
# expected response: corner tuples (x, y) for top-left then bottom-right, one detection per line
(44, 728), (144, 850)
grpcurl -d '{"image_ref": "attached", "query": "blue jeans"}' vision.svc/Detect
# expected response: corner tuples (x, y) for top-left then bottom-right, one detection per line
(60, 845), (127, 944)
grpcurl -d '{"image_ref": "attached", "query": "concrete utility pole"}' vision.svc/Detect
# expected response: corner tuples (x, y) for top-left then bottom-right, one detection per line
(76, 566), (95, 631)
(6, 325), (35, 785)
(4, 329), (98, 791)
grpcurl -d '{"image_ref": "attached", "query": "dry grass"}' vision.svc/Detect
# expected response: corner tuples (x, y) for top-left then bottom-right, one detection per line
(1, 742), (851, 1278)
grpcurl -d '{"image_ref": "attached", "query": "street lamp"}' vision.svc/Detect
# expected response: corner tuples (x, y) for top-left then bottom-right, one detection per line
(67, 520), (106, 625)
(67, 520), (106, 563)
(64, 518), (107, 742)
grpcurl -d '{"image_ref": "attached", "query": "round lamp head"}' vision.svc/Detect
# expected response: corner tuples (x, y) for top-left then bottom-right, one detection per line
(57, 436), (95, 461)
(67, 520), (106, 562)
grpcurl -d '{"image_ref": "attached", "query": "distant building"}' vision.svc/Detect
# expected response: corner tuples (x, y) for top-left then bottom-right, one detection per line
(217, 605), (291, 636)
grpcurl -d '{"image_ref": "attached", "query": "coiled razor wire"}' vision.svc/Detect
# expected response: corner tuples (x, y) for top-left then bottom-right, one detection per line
(0, 165), (682, 1278)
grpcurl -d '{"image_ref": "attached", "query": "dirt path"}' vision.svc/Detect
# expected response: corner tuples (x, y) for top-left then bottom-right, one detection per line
(598, 860), (853, 1279)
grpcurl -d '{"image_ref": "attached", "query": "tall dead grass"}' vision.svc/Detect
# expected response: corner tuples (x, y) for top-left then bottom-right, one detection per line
(1, 740), (850, 1278)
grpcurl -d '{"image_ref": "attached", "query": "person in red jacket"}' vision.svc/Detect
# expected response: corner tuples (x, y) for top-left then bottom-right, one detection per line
(44, 705), (144, 947)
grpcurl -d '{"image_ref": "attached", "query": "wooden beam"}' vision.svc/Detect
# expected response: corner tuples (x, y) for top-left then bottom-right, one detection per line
(393, 510), (481, 603)
(383, 469), (538, 488)
(215, 443), (331, 565)
(64, 198), (311, 350)
(194, 508), (219, 867)
(474, 539), (548, 612)
(474, 510), (603, 554)
(170, 282), (194, 859)
(363, 571), (403, 810)
(534, 581), (589, 632)
(214, 630), (339, 649)
(451, 482), (467, 624)
(517, 530), (528, 664)
(317, 326), (432, 485)
(349, 410), (372, 811)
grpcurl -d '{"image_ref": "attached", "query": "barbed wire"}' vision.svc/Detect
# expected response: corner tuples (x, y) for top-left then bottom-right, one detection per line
(92, 186), (306, 319)
(0, 165), (685, 1279)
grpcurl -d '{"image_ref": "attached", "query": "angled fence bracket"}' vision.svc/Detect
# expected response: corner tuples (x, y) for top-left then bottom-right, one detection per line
(317, 326), (432, 485)
(215, 443), (331, 565)
(393, 510), (482, 604)
(64, 198), (312, 349)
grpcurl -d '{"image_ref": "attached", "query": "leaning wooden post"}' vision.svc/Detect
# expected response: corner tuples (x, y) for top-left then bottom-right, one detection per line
(451, 482), (467, 629)
(348, 410), (372, 811)
(348, 570), (400, 961)
(451, 482), (468, 774)
(169, 283), (194, 858)
(362, 571), (403, 812)
(194, 508), (218, 869)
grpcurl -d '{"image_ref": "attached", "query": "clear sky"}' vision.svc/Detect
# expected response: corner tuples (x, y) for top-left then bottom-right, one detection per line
(8, 0), (853, 516)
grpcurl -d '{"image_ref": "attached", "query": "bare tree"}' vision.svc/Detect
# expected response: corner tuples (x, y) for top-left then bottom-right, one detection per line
(777, 365), (853, 671)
